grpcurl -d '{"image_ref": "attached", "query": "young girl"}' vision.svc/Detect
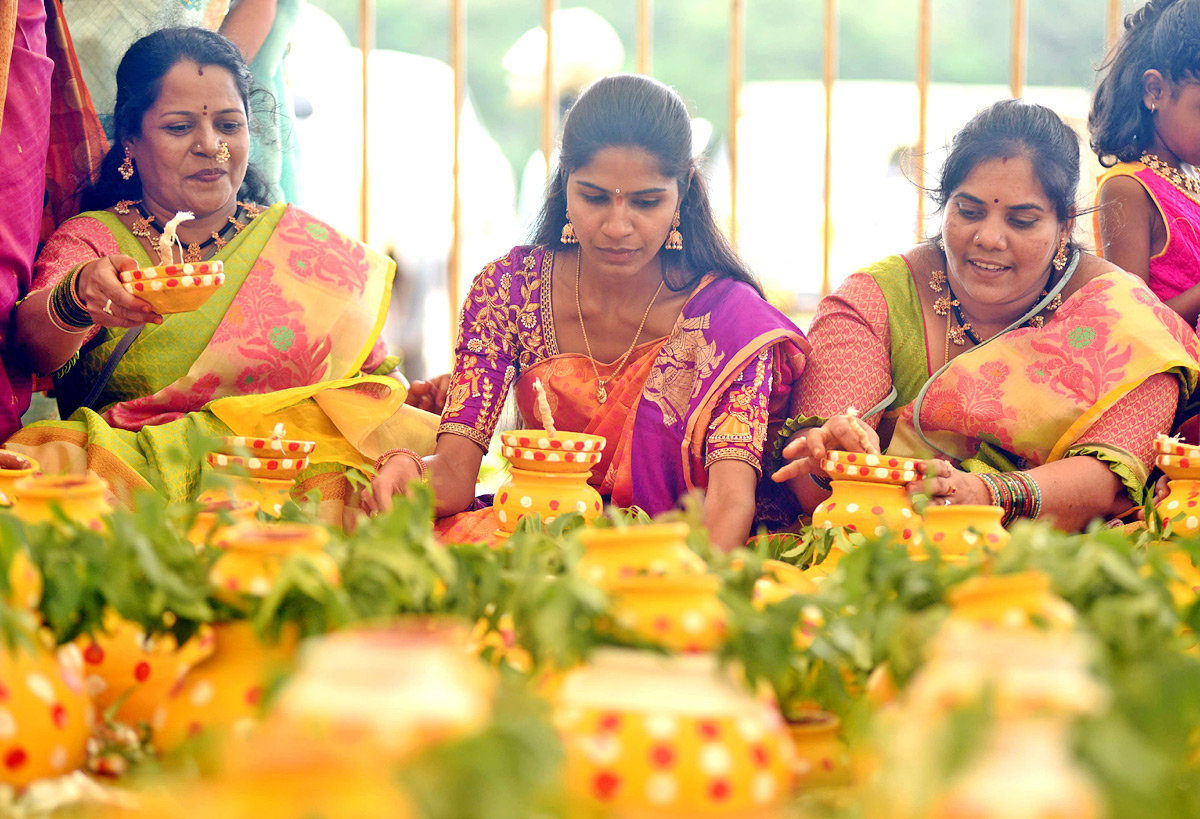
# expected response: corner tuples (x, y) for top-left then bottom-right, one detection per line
(1090, 0), (1200, 325)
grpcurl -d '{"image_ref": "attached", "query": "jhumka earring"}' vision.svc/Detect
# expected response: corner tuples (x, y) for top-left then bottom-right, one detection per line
(560, 212), (578, 244)
(665, 210), (683, 251)
(215, 141), (231, 164)
(1052, 237), (1068, 271)
(118, 148), (135, 181)
(936, 236), (946, 253)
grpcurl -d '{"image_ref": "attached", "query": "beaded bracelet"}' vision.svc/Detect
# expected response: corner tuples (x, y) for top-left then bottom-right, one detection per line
(373, 447), (428, 479)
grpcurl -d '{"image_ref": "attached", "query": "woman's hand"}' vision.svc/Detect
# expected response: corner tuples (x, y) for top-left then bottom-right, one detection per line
(771, 415), (881, 485)
(76, 255), (163, 329)
(910, 458), (991, 507)
(405, 374), (449, 414)
(360, 453), (425, 516)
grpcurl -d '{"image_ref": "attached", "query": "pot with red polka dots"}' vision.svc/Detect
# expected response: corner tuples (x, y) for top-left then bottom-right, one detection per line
(604, 573), (727, 653)
(74, 611), (215, 731)
(493, 468), (603, 537)
(812, 480), (917, 544)
(150, 621), (299, 753)
(784, 710), (852, 790)
(912, 505), (1009, 560)
(556, 648), (796, 816)
(210, 522), (339, 603)
(575, 523), (707, 587)
(0, 635), (93, 788)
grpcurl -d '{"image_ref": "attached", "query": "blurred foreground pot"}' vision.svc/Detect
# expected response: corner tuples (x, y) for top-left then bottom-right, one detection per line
(76, 612), (214, 728)
(272, 622), (493, 758)
(556, 649), (795, 816)
(0, 637), (93, 788)
(576, 523), (706, 586)
(210, 523), (338, 602)
(0, 451), (38, 506)
(149, 621), (298, 752)
(12, 474), (111, 528)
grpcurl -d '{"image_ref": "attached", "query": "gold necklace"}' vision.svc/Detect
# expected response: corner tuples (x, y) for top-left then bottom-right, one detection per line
(574, 248), (664, 404)
(1140, 152), (1200, 208)
(928, 266), (1062, 345)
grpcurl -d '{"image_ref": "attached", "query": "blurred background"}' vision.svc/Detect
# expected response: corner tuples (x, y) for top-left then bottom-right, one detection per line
(273, 0), (1141, 377)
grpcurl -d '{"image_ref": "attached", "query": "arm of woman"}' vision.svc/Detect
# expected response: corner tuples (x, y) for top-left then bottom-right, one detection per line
(1097, 174), (1200, 324)
(703, 459), (758, 552)
(219, 0), (278, 62)
(362, 432), (484, 517)
(771, 272), (893, 509)
(922, 373), (1178, 530)
(361, 250), (529, 516)
(14, 220), (161, 374)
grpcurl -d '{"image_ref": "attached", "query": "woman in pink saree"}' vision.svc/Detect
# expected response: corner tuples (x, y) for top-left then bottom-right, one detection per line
(365, 75), (809, 550)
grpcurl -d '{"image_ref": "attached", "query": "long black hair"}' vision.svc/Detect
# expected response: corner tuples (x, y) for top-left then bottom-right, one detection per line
(1088, 0), (1200, 166)
(933, 99), (1084, 253)
(79, 27), (272, 212)
(529, 74), (762, 297)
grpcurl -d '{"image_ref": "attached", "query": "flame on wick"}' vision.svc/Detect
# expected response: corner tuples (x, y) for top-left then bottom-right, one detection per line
(533, 378), (557, 437)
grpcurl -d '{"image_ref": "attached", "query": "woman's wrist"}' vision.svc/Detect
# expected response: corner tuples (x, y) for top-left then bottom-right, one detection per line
(373, 447), (428, 479)
(49, 270), (93, 331)
(976, 470), (1042, 524)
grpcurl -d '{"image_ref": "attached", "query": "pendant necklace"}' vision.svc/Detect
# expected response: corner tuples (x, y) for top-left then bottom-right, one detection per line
(574, 248), (664, 404)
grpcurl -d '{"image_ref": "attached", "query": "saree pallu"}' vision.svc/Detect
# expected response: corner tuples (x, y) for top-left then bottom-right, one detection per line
(878, 265), (1200, 494)
(436, 277), (809, 544)
(8, 203), (437, 512)
(0, 0), (54, 440)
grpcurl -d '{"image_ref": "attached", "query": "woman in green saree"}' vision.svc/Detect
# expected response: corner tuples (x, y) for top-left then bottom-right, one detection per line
(7, 28), (436, 517)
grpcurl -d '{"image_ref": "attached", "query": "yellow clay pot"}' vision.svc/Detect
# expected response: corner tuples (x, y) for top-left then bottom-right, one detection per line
(493, 467), (602, 534)
(786, 710), (852, 790)
(11, 474), (111, 529)
(76, 612), (215, 728)
(557, 649), (795, 816)
(0, 638), (93, 788)
(946, 571), (1075, 631)
(914, 505), (1008, 559)
(1157, 479), (1200, 537)
(7, 549), (41, 612)
(211, 523), (338, 601)
(812, 481), (917, 542)
(605, 573), (726, 653)
(146, 724), (409, 819)
(187, 499), (260, 547)
(0, 451), (38, 507)
(150, 621), (298, 752)
(199, 477), (294, 518)
(272, 622), (493, 759)
(577, 522), (706, 587)
(1147, 541), (1200, 608)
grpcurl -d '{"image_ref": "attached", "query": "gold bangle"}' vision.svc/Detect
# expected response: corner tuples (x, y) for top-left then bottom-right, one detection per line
(373, 447), (427, 479)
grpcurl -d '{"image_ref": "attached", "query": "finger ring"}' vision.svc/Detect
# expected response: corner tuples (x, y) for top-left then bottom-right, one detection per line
(102, 298), (114, 316)
(950, 485), (957, 495)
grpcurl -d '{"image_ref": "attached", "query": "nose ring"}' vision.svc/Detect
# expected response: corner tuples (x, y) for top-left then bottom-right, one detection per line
(215, 141), (230, 164)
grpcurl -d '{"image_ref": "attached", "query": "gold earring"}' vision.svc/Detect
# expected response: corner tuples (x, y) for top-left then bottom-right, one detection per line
(118, 147), (135, 181)
(1052, 237), (1068, 272)
(665, 210), (683, 251)
(215, 141), (230, 164)
(560, 212), (578, 245)
(936, 236), (946, 253)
